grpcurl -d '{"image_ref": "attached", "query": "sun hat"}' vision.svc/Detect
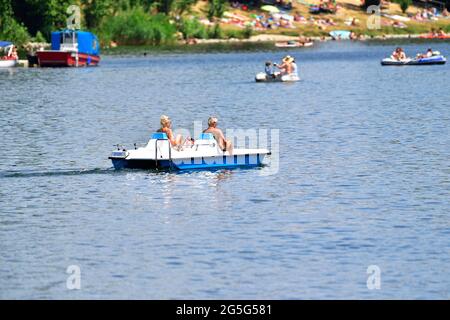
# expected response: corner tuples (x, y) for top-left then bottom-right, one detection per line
(283, 55), (294, 63)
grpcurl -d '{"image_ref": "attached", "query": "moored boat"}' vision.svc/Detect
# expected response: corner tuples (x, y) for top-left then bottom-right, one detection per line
(36, 30), (100, 67)
(109, 133), (270, 171)
(0, 41), (18, 68)
(329, 30), (351, 40)
(275, 41), (313, 48)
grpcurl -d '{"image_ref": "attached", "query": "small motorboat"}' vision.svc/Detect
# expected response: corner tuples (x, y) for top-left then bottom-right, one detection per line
(255, 72), (300, 82)
(37, 29), (100, 67)
(109, 133), (271, 171)
(381, 54), (446, 66)
(275, 41), (313, 48)
(0, 41), (18, 68)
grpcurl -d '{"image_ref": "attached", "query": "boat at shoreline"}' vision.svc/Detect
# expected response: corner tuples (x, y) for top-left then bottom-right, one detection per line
(109, 133), (270, 171)
(419, 34), (450, 40)
(0, 41), (18, 68)
(329, 30), (351, 40)
(275, 41), (313, 48)
(36, 30), (100, 67)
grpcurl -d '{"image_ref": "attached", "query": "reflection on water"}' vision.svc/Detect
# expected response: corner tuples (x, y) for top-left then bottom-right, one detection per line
(1, 41), (450, 299)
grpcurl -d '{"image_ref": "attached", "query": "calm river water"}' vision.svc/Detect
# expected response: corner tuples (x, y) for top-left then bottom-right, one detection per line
(1, 41), (449, 299)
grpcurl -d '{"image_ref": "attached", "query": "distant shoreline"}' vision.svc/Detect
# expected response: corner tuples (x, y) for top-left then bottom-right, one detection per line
(99, 33), (449, 55)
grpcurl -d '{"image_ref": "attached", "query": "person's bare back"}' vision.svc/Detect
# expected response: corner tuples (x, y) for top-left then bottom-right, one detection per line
(204, 117), (233, 154)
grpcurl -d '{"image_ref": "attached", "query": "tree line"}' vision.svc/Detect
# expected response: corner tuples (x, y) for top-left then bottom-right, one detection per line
(0, 0), (236, 46)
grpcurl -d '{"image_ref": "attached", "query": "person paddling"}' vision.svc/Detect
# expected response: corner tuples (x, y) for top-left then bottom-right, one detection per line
(275, 55), (293, 75)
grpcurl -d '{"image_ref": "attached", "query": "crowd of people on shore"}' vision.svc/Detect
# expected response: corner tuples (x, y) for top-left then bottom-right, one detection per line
(427, 27), (448, 37)
(199, 1), (450, 40)
(413, 7), (447, 21)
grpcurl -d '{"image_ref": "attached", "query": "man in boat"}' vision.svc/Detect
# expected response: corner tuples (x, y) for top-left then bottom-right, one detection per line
(203, 116), (233, 154)
(264, 61), (276, 78)
(417, 48), (433, 59)
(275, 55), (293, 75)
(391, 47), (407, 61)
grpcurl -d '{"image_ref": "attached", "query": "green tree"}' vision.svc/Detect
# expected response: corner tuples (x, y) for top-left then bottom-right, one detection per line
(173, 0), (198, 16)
(0, 0), (14, 32)
(361, 0), (381, 8)
(100, 6), (176, 45)
(12, 0), (76, 36)
(207, 0), (226, 21)
(82, 0), (112, 29)
(395, 0), (411, 13)
(0, 0), (30, 44)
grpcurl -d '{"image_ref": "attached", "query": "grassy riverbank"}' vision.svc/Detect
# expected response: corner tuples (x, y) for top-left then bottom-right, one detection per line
(3, 0), (450, 52)
(201, 0), (450, 38)
(100, 0), (450, 52)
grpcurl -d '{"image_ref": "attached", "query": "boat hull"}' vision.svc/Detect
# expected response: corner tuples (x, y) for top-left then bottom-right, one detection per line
(381, 56), (446, 66)
(275, 41), (313, 48)
(110, 154), (266, 171)
(36, 51), (100, 67)
(255, 72), (300, 82)
(0, 59), (17, 68)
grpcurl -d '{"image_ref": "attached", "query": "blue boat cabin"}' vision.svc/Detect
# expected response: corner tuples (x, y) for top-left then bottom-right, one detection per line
(51, 30), (100, 56)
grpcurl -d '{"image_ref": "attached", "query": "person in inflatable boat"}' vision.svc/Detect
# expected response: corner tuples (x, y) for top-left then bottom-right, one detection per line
(265, 61), (276, 78)
(275, 55), (295, 75)
(290, 57), (298, 77)
(417, 48), (433, 59)
(391, 47), (407, 61)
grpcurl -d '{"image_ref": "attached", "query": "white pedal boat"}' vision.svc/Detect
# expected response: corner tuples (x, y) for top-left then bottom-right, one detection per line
(255, 72), (300, 82)
(109, 132), (271, 171)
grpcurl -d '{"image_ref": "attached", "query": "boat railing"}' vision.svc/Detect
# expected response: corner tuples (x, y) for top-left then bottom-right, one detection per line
(155, 139), (172, 169)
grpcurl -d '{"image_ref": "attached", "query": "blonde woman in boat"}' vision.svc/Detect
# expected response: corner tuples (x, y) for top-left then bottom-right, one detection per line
(157, 115), (183, 147)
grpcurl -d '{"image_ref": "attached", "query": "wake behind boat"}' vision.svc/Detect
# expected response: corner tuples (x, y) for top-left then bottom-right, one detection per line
(109, 132), (270, 171)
